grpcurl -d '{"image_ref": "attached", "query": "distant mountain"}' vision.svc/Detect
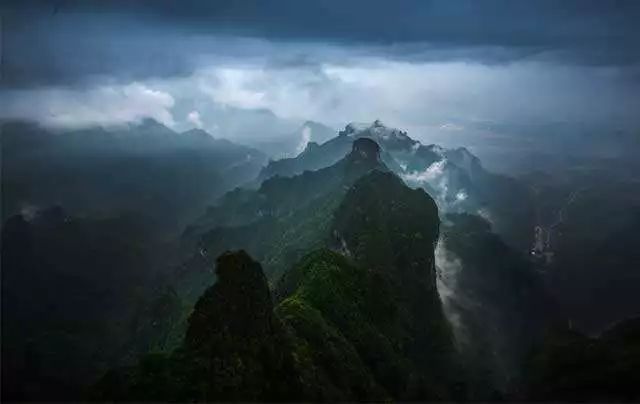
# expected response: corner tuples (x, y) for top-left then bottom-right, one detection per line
(253, 120), (336, 160)
(520, 160), (640, 333)
(1, 119), (272, 400)
(257, 120), (533, 250)
(1, 119), (267, 233)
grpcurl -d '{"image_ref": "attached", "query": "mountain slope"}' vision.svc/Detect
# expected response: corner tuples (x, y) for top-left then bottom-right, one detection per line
(1, 119), (267, 233)
(257, 120), (533, 250)
(170, 138), (540, 400)
(94, 167), (458, 401)
(436, 213), (553, 397)
(254, 120), (336, 159)
(182, 138), (388, 284)
(92, 251), (304, 401)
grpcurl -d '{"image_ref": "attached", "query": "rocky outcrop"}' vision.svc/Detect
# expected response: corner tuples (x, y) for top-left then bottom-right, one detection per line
(185, 251), (276, 349)
(350, 137), (381, 161)
(181, 251), (300, 401)
(331, 171), (453, 385)
(93, 251), (303, 402)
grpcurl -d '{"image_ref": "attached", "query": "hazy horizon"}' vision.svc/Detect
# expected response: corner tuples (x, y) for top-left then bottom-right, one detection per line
(3, 1), (639, 155)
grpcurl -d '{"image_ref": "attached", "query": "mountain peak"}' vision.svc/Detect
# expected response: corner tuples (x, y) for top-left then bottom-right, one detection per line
(133, 118), (170, 131)
(339, 121), (414, 149)
(186, 250), (275, 349)
(350, 137), (381, 162)
(182, 128), (213, 139)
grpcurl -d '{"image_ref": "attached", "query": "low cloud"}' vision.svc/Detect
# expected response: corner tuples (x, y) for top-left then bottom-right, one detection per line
(435, 241), (467, 346)
(440, 123), (464, 131)
(187, 60), (640, 137)
(3, 51), (639, 144)
(1, 83), (175, 129)
(187, 110), (204, 129)
(403, 160), (447, 184)
(295, 125), (312, 155)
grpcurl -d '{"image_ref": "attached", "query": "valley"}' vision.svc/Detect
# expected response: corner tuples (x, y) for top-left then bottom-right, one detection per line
(2, 119), (639, 401)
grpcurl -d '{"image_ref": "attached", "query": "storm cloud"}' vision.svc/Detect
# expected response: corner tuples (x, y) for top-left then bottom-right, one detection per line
(2, 0), (639, 148)
(3, 0), (640, 87)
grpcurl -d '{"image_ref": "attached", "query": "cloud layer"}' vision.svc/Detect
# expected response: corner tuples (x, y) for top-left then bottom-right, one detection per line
(4, 57), (637, 140)
(2, 83), (175, 129)
(2, 0), (639, 150)
(4, 0), (640, 88)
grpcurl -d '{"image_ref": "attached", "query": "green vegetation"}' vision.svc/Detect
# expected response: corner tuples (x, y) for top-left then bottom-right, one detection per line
(6, 129), (637, 402)
(93, 165), (460, 401)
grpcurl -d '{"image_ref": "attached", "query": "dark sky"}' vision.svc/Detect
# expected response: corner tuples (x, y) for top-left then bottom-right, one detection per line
(2, 0), (639, 143)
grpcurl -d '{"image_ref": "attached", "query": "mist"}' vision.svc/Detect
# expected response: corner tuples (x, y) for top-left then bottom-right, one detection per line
(3, 1), (640, 171)
(3, 1), (640, 401)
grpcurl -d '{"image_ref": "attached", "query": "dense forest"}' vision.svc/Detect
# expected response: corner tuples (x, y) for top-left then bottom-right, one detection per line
(3, 120), (639, 401)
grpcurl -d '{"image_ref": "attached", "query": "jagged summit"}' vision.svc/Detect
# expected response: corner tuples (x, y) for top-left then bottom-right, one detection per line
(340, 122), (369, 136)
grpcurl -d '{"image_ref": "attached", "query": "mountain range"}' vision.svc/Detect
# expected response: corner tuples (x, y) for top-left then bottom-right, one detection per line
(1, 119), (267, 234)
(256, 120), (534, 250)
(2, 118), (639, 401)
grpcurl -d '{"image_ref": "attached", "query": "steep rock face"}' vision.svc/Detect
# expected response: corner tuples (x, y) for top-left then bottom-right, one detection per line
(437, 213), (552, 397)
(343, 137), (386, 181)
(331, 171), (453, 381)
(350, 137), (381, 160)
(332, 170), (439, 285)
